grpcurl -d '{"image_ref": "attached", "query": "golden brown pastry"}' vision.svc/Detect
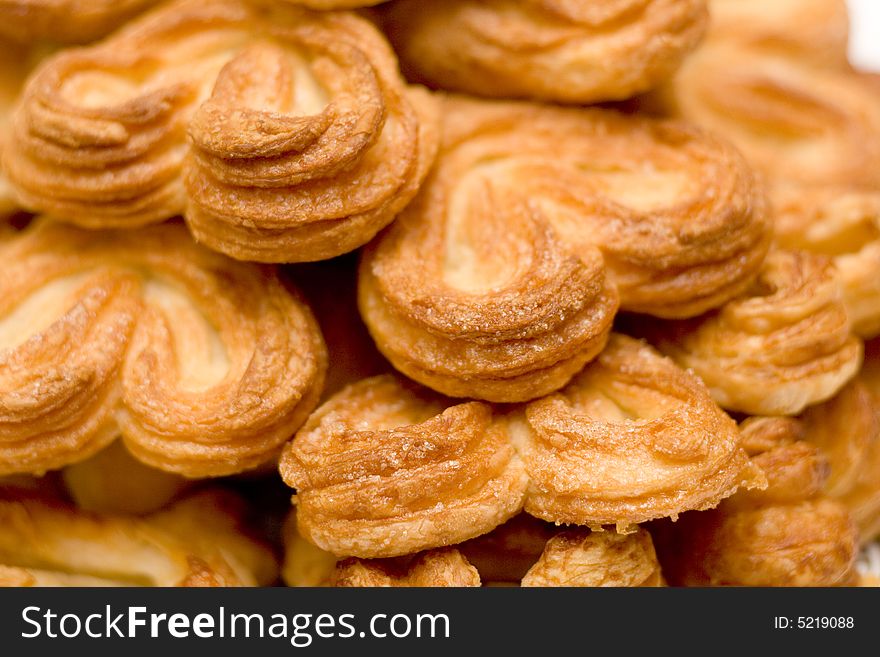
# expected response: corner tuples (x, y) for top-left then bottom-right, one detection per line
(0, 219), (326, 477)
(359, 96), (769, 402)
(645, 250), (862, 416)
(0, 0), (157, 44)
(281, 339), (764, 559)
(819, 339), (880, 542)
(521, 528), (663, 587)
(184, 5), (438, 262)
(0, 488), (278, 586)
(332, 549), (480, 587)
(280, 374), (528, 559)
(283, 506), (663, 587)
(802, 380), (880, 543)
(654, 417), (858, 587)
(3, 0), (438, 262)
(383, 0), (708, 103)
(514, 334), (764, 530)
(62, 440), (192, 515)
(706, 0), (850, 69)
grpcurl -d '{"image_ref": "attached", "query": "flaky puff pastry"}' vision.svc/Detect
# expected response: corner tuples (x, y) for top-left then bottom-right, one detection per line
(280, 375), (528, 559)
(654, 417), (858, 587)
(521, 528), (663, 587)
(706, 0), (850, 69)
(62, 440), (192, 515)
(359, 97), (769, 403)
(513, 334), (764, 531)
(0, 220), (326, 477)
(803, 379), (880, 544)
(283, 342), (762, 559)
(3, 0), (438, 263)
(0, 488), (278, 586)
(646, 250), (862, 416)
(0, 1), (157, 44)
(383, 0), (707, 104)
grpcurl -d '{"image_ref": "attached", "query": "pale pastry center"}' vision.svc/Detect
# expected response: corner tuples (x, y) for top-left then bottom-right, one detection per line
(60, 29), (252, 108)
(142, 279), (230, 391)
(344, 398), (443, 433)
(281, 47), (329, 116)
(443, 162), (526, 293)
(564, 380), (678, 422)
(587, 167), (697, 212)
(0, 272), (91, 351)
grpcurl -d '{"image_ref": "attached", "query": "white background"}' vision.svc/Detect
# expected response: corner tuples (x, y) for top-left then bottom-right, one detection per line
(848, 0), (880, 70)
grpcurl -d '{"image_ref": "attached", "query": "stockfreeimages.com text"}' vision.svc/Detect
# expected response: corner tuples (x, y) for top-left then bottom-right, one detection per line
(21, 606), (450, 646)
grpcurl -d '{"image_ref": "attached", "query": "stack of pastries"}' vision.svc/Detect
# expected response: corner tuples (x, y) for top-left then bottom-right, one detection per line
(0, 0), (877, 587)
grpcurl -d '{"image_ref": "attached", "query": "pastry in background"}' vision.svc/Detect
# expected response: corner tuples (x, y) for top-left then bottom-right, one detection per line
(642, 250), (862, 416)
(288, 255), (390, 402)
(268, 0), (387, 8)
(705, 0), (850, 69)
(807, 339), (880, 543)
(382, 0), (708, 103)
(652, 42), (880, 191)
(0, 473), (63, 496)
(649, 4), (880, 339)
(0, 0), (157, 44)
(774, 188), (880, 338)
(62, 440), (192, 515)
(0, 487), (278, 586)
(359, 96), (769, 402)
(858, 543), (880, 587)
(281, 508), (338, 586)
(0, 39), (50, 220)
(3, 0), (439, 262)
(0, 220), (326, 478)
(458, 514), (555, 585)
(515, 334), (764, 530)
(653, 417), (858, 586)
